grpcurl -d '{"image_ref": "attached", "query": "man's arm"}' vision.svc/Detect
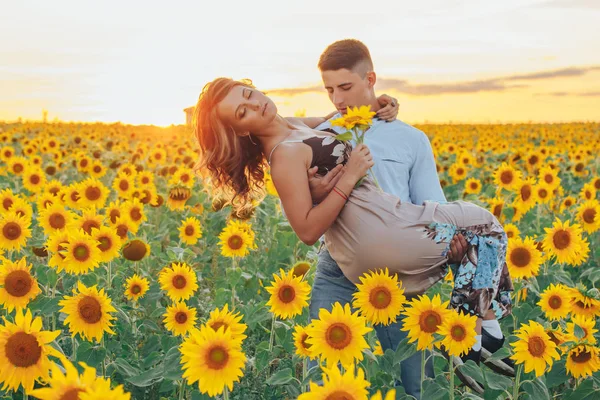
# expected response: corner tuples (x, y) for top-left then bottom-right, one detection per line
(408, 133), (446, 205)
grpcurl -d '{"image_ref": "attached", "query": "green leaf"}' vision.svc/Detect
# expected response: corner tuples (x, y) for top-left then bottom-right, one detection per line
(113, 357), (141, 377)
(574, 324), (586, 340)
(545, 359), (569, 388)
(565, 378), (600, 400)
(266, 367), (295, 385)
(334, 131), (353, 141)
(76, 341), (107, 369)
(486, 346), (512, 361)
(126, 366), (164, 387)
(163, 346), (183, 380)
(422, 375), (449, 400)
(522, 377), (549, 400)
(393, 337), (418, 365)
(457, 360), (484, 384)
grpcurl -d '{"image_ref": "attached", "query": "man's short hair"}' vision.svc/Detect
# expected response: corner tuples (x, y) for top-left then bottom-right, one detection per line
(318, 39), (374, 77)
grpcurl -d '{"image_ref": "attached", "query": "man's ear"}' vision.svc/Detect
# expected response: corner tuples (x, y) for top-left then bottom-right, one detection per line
(366, 71), (377, 88)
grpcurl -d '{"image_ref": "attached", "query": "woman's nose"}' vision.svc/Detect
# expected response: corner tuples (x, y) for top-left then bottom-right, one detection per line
(248, 100), (261, 111)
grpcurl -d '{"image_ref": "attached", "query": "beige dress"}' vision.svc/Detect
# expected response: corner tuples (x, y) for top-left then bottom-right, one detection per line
(269, 135), (514, 319)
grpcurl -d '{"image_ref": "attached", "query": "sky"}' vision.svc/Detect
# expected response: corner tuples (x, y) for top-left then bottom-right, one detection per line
(1, 0), (599, 126)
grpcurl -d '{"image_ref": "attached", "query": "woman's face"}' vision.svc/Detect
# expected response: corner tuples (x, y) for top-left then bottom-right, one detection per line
(217, 85), (277, 134)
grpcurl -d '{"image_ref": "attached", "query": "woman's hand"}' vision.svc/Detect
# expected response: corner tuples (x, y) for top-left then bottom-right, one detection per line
(345, 144), (374, 183)
(375, 94), (399, 122)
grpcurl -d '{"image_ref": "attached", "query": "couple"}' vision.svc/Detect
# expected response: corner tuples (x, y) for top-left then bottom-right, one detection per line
(193, 39), (514, 398)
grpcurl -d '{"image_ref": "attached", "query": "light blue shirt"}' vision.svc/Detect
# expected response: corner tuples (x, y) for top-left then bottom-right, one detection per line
(315, 115), (446, 205)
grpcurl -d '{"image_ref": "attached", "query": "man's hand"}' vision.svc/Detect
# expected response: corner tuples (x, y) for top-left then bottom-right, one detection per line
(307, 164), (345, 203)
(448, 233), (468, 264)
(375, 94), (399, 122)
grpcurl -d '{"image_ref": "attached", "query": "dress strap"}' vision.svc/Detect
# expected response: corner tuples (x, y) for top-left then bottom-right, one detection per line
(267, 139), (305, 165)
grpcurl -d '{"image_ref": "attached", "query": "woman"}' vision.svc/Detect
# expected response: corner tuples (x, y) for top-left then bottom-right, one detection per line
(193, 77), (513, 363)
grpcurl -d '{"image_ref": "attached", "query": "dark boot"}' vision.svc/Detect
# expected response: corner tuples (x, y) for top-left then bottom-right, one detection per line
(480, 327), (515, 377)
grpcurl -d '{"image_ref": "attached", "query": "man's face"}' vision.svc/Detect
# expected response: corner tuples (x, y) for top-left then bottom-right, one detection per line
(321, 68), (373, 115)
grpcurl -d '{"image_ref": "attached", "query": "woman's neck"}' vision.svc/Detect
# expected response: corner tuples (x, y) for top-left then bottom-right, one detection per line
(256, 115), (297, 157)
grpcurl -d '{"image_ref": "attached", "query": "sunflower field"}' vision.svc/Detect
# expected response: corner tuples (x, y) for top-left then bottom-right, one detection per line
(0, 120), (598, 400)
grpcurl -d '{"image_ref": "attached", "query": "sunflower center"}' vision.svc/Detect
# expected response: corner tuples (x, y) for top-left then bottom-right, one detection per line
(547, 331), (562, 346)
(98, 236), (112, 252)
(470, 182), (478, 189)
(5, 270), (33, 297)
(292, 263), (311, 278)
(575, 163), (584, 172)
(45, 212), (65, 230)
(451, 324), (466, 341)
(2, 198), (13, 210)
(172, 274), (187, 289)
(119, 180), (130, 191)
(5, 331), (42, 368)
(210, 321), (228, 332)
(30, 174), (41, 185)
(527, 336), (546, 357)
(206, 345), (229, 370)
(539, 188), (548, 198)
(2, 222), (21, 240)
(184, 226), (195, 236)
(528, 155), (539, 165)
(13, 164), (24, 173)
(565, 199), (573, 207)
(552, 229), (571, 250)
(325, 391), (354, 400)
(521, 185), (532, 201)
(507, 230), (515, 238)
(548, 295), (562, 310)
(73, 244), (91, 261)
(60, 388), (84, 400)
(369, 287), (392, 309)
(301, 333), (312, 349)
(227, 235), (244, 250)
(109, 209), (120, 223)
(500, 171), (513, 184)
(131, 284), (141, 294)
(82, 220), (100, 235)
(78, 296), (102, 323)
(510, 247), (531, 268)
(278, 285), (296, 304)
(544, 174), (553, 184)
(583, 209), (597, 224)
(85, 186), (101, 201)
(70, 190), (80, 202)
(457, 168), (464, 175)
(419, 310), (442, 333)
(175, 312), (188, 324)
(130, 208), (142, 222)
(571, 349), (592, 364)
(116, 224), (129, 239)
(326, 323), (353, 349)
(493, 204), (503, 218)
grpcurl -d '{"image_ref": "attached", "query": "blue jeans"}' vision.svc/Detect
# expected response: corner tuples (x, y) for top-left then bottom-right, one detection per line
(308, 247), (434, 400)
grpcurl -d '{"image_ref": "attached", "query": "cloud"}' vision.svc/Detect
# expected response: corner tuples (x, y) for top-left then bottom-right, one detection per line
(536, 91), (600, 97)
(267, 65), (600, 97)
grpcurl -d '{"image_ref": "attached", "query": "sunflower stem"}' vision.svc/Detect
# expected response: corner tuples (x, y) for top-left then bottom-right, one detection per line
(420, 349), (426, 397)
(107, 261), (112, 290)
(72, 336), (78, 361)
(513, 364), (522, 399)
(302, 357), (308, 392)
(268, 313), (275, 353)
(178, 379), (186, 400)
(448, 355), (454, 400)
(223, 385), (230, 400)
(23, 391), (28, 400)
(231, 257), (237, 309)
(101, 335), (106, 378)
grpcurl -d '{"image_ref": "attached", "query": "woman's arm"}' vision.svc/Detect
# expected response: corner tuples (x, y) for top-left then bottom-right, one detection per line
(270, 143), (372, 245)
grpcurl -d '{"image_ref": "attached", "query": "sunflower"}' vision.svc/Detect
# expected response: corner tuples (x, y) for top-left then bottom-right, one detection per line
(0, 188), (17, 212)
(136, 171), (155, 188)
(330, 105), (376, 130)
(38, 203), (74, 234)
(124, 274), (150, 301)
(538, 166), (560, 189)
(78, 177), (110, 209)
(180, 325), (246, 397)
(158, 262), (198, 302)
(506, 236), (543, 279)
(494, 162), (522, 191)
(59, 281), (116, 342)
(514, 177), (538, 211)
(61, 229), (102, 275)
(401, 294), (451, 351)
(0, 257), (41, 312)
(293, 324), (314, 359)
(566, 345), (600, 379)
(76, 155), (93, 173)
(91, 225), (122, 263)
(542, 218), (585, 265)
(511, 320), (560, 377)
(111, 215), (138, 241)
(503, 223), (520, 239)
(78, 376), (131, 400)
(121, 239), (150, 262)
(538, 283), (572, 321)
(28, 357), (101, 400)
(166, 186), (192, 210)
(352, 268), (406, 326)
(438, 310), (477, 357)
(168, 168), (195, 189)
(229, 219), (257, 249)
(7, 156), (28, 176)
(306, 302), (372, 367)
(218, 222), (253, 258)
(265, 268), (311, 319)
(112, 172), (136, 199)
(88, 160), (107, 179)
(487, 197), (505, 220)
(69, 207), (105, 236)
(298, 364), (370, 400)
(8, 196), (34, 220)
(0, 211), (32, 251)
(122, 198), (147, 225)
(179, 216), (203, 245)
(60, 183), (82, 209)
(464, 177), (482, 195)
(577, 199), (600, 233)
(370, 389), (397, 400)
(291, 260), (312, 279)
(372, 339), (384, 356)
(46, 230), (70, 273)
(448, 163), (468, 183)
(163, 301), (197, 336)
(560, 196), (577, 213)
(0, 309), (61, 392)
(105, 200), (123, 224)
(205, 304), (247, 341)
(566, 315), (598, 344)
(534, 183), (552, 205)
(569, 287), (600, 318)
(580, 182), (596, 201)
(22, 166), (47, 193)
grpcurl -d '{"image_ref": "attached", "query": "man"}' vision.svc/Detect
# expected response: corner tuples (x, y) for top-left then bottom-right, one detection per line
(305, 39), (510, 398)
